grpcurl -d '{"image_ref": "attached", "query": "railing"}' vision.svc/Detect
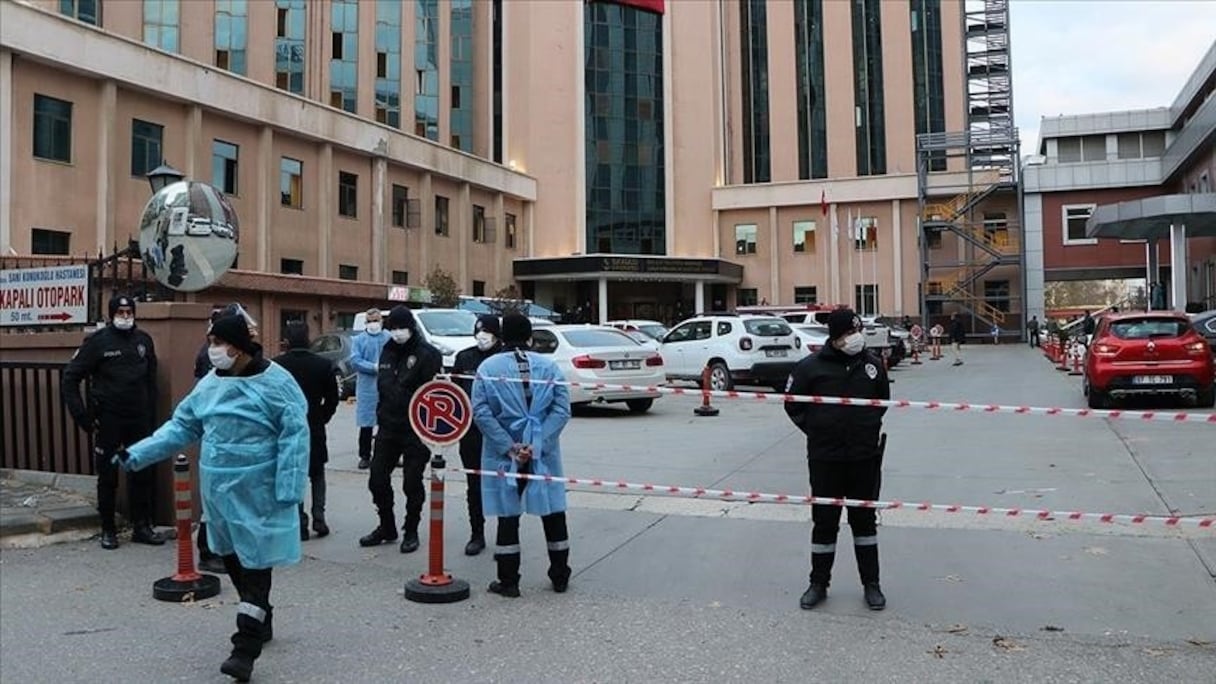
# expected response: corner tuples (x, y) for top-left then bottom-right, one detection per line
(923, 180), (1002, 223)
(926, 272), (1008, 326)
(0, 362), (95, 475)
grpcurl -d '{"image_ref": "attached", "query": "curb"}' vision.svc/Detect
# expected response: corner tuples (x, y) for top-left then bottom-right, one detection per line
(1, 468), (100, 545)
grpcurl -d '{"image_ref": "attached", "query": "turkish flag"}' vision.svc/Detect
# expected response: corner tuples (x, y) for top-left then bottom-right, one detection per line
(590, 0), (666, 14)
(820, 189), (828, 216)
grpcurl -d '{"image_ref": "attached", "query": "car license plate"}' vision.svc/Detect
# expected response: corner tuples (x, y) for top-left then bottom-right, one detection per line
(610, 360), (641, 370)
(765, 349), (788, 358)
(1132, 375), (1171, 385)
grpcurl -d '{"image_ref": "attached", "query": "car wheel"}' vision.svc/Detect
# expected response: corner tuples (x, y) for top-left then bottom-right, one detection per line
(626, 398), (654, 414)
(1087, 386), (1109, 409)
(1197, 386), (1215, 409)
(708, 362), (732, 391)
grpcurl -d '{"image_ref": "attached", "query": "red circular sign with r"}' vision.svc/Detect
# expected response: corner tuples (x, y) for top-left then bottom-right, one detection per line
(409, 380), (473, 447)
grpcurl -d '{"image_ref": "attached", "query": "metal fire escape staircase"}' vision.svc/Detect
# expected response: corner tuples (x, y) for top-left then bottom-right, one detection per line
(916, 0), (1021, 331)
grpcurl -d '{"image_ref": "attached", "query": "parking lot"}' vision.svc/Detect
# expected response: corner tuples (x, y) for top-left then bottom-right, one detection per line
(2, 343), (1214, 682)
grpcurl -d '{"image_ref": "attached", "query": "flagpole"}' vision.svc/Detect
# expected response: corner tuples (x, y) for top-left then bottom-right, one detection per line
(847, 208), (855, 310)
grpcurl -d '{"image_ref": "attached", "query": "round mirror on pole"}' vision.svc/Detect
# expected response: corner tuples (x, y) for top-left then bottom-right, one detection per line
(137, 180), (239, 293)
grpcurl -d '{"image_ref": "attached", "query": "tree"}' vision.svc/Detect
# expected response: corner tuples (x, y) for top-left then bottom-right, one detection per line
(487, 284), (527, 316)
(425, 265), (461, 308)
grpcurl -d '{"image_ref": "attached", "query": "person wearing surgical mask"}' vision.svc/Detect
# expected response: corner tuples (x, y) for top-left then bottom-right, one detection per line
(359, 305), (442, 553)
(450, 315), (503, 556)
(783, 308), (891, 613)
(350, 308), (389, 470)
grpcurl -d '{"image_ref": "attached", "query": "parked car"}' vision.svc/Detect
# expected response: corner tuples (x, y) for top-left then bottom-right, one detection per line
(1083, 311), (1215, 409)
(354, 308), (480, 370)
(660, 314), (800, 391)
(529, 325), (665, 413)
(1191, 310), (1216, 356)
(620, 329), (662, 352)
(793, 324), (830, 357)
(606, 319), (670, 342)
(309, 330), (357, 399)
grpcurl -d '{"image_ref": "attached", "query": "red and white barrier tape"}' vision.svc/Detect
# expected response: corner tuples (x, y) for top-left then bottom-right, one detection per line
(446, 373), (1216, 425)
(450, 467), (1215, 530)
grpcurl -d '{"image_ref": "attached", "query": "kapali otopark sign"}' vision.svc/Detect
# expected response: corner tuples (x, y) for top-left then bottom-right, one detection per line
(1, 265), (89, 326)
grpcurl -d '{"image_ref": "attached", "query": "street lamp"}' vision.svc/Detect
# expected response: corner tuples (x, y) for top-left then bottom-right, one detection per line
(146, 162), (186, 193)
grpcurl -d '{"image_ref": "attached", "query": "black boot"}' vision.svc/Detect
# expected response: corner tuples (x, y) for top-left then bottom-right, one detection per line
(131, 523), (166, 545)
(464, 532), (485, 556)
(99, 528), (119, 550)
(864, 583), (886, 610)
(358, 524), (398, 547)
(220, 652), (253, 682)
(399, 527), (420, 554)
(260, 608), (274, 643)
(491, 552), (521, 598)
(222, 609), (265, 682)
(547, 548), (571, 593)
(199, 555), (228, 574)
(312, 515), (330, 538)
(299, 510), (310, 541)
(799, 582), (828, 609)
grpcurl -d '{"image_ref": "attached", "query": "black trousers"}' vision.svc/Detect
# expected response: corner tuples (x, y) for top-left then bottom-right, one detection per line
(222, 554), (273, 659)
(94, 417), (155, 530)
(358, 426), (375, 460)
(300, 427), (328, 521)
(808, 458), (880, 587)
(1030, 330), (1041, 347)
(493, 467), (571, 586)
(368, 429), (429, 532)
(458, 430), (484, 536)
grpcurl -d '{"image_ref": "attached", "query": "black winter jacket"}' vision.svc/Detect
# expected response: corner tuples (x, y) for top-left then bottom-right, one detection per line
(376, 336), (442, 434)
(61, 325), (158, 427)
(783, 344), (889, 462)
(452, 342), (502, 454)
(273, 349), (339, 427)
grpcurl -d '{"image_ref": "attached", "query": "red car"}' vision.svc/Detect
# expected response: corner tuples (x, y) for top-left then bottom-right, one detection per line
(1083, 312), (1215, 409)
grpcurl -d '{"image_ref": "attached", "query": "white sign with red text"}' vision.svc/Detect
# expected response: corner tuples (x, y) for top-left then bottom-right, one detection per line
(1, 265), (90, 326)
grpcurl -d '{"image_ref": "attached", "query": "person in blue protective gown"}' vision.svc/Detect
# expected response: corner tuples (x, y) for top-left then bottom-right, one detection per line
(116, 313), (308, 683)
(471, 313), (572, 598)
(350, 308), (389, 469)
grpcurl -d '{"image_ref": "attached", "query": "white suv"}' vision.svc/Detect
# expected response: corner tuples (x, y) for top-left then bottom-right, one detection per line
(660, 314), (801, 391)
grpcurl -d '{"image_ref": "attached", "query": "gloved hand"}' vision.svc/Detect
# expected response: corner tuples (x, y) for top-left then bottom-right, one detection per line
(111, 448), (132, 470)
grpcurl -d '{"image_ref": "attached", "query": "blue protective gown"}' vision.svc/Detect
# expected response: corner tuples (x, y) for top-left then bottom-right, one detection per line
(472, 350), (571, 518)
(351, 330), (389, 428)
(125, 362), (309, 569)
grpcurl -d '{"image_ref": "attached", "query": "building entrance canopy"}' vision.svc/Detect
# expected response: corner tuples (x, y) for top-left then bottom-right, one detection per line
(513, 255), (744, 283)
(1085, 194), (1216, 240)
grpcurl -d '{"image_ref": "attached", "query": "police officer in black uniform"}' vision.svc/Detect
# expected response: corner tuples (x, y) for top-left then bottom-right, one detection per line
(61, 294), (166, 550)
(273, 322), (339, 540)
(358, 306), (442, 553)
(784, 308), (889, 611)
(451, 314), (504, 556)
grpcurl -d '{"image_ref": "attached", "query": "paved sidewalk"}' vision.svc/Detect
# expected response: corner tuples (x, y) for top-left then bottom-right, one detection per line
(0, 469), (99, 547)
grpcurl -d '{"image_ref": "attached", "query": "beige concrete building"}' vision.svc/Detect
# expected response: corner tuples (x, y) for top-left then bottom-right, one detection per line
(1, 0), (1022, 335)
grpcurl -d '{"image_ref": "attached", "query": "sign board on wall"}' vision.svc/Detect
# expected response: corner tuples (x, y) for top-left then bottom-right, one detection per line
(0, 265), (90, 326)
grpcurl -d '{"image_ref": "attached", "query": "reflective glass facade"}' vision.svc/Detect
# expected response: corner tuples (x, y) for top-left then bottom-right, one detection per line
(851, 0), (886, 175)
(492, 0), (504, 163)
(911, 0), (946, 171)
(143, 0), (179, 53)
(375, 1), (402, 128)
(450, 0), (474, 152)
(414, 0), (440, 141)
(794, 0), (827, 179)
(330, 0), (359, 114)
(214, 0), (247, 76)
(59, 0), (98, 25)
(739, 0), (770, 184)
(275, 0), (305, 94)
(584, 2), (666, 255)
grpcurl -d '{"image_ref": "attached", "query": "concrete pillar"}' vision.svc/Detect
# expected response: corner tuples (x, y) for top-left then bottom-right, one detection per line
(184, 105), (203, 180)
(492, 193), (506, 287)
(317, 143), (333, 278)
(891, 199), (903, 315)
(1146, 241), (1161, 309)
(523, 200), (534, 257)
(597, 277), (608, 324)
(255, 126), (274, 272)
(96, 80), (117, 251)
(768, 206), (779, 304)
(419, 172), (433, 274)
(695, 281), (706, 314)
(1170, 224), (1188, 311)
(828, 204), (840, 304)
(459, 182), (471, 288)
(372, 157), (388, 282)
(0, 50), (12, 252)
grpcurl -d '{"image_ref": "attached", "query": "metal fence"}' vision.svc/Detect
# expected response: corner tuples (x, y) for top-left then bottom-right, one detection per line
(0, 362), (95, 475)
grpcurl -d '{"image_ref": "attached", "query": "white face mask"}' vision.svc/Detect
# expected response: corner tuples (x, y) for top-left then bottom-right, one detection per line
(365, 322), (382, 334)
(113, 317), (135, 330)
(840, 332), (866, 356)
(475, 332), (497, 351)
(390, 329), (412, 344)
(208, 345), (237, 370)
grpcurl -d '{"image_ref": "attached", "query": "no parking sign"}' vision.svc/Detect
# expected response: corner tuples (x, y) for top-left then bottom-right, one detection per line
(409, 380), (473, 449)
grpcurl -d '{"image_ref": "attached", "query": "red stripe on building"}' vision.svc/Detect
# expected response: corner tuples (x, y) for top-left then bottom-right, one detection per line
(590, 0), (666, 15)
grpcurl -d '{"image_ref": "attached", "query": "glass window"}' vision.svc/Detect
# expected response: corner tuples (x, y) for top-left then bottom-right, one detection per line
(852, 0), (886, 176)
(910, 0), (945, 171)
(794, 0), (827, 179)
(214, 0), (247, 75)
(330, 0), (359, 114)
(505, 213), (517, 249)
(1116, 132), (1141, 160)
(338, 172), (358, 218)
(415, 0), (440, 141)
(280, 157), (302, 207)
(744, 319), (792, 336)
(275, 0), (306, 94)
(531, 330), (559, 354)
(1057, 137), (1082, 163)
(391, 184), (408, 227)
(416, 310), (477, 335)
(854, 284), (879, 315)
(793, 220), (815, 253)
(450, 0), (473, 151)
(735, 224), (757, 255)
(1141, 131), (1166, 157)
(1109, 317), (1190, 339)
(737, 288), (759, 307)
(983, 279), (1011, 312)
(435, 195), (449, 236)
(212, 140), (239, 195)
(280, 258), (304, 274)
(375, 0), (402, 128)
(584, 1), (666, 255)
(31, 228), (71, 255)
(740, 0), (770, 183)
(794, 286), (817, 304)
(716, 321), (733, 336)
(143, 0), (180, 53)
(472, 204), (487, 243)
(130, 119), (163, 177)
(493, 0), (504, 162)
(391, 270), (409, 285)
(853, 216), (877, 251)
(338, 264), (358, 281)
(561, 328), (640, 348)
(60, 0), (99, 25)
(1063, 204), (1096, 245)
(1081, 134), (1106, 162)
(33, 94), (73, 163)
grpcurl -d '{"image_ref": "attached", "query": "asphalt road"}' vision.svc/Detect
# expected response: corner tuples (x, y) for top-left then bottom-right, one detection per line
(2, 344), (1213, 682)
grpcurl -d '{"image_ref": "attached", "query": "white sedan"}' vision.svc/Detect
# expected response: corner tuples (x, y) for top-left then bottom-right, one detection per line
(794, 324), (830, 357)
(530, 325), (665, 413)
